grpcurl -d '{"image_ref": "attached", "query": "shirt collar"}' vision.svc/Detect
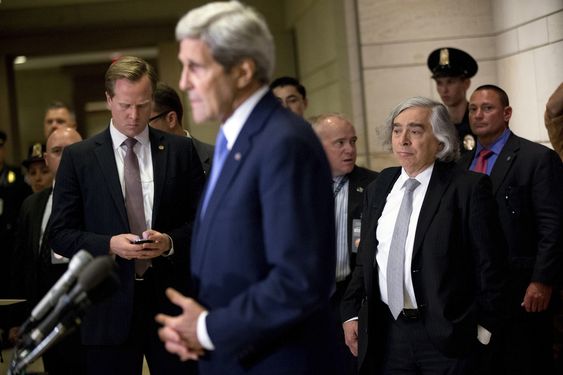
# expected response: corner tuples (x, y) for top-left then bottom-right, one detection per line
(398, 163), (434, 188)
(109, 120), (150, 150)
(221, 86), (269, 150)
(475, 128), (511, 155)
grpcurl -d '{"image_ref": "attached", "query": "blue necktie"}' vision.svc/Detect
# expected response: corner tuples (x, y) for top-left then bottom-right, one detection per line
(201, 129), (228, 217)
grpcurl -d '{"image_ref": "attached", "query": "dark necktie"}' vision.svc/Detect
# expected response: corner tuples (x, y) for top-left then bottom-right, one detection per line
(123, 137), (149, 276)
(387, 178), (420, 319)
(473, 148), (494, 174)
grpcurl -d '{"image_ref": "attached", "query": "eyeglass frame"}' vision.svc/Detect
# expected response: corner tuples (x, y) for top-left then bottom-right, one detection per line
(148, 111), (171, 124)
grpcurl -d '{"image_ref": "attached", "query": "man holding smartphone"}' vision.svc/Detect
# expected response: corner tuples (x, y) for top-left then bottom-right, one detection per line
(49, 56), (204, 375)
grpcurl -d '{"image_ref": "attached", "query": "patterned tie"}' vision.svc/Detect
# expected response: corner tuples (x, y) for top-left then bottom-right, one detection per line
(201, 129), (228, 217)
(123, 138), (149, 276)
(473, 148), (494, 174)
(387, 178), (420, 319)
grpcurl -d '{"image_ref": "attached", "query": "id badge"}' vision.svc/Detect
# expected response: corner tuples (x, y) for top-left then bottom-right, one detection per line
(352, 219), (361, 253)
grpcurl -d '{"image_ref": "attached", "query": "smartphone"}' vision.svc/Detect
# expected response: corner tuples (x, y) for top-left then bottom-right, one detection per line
(132, 239), (155, 244)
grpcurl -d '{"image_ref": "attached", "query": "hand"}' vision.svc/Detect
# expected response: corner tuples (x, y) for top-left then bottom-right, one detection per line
(155, 288), (206, 361)
(343, 320), (359, 357)
(521, 282), (552, 312)
(109, 230), (171, 260)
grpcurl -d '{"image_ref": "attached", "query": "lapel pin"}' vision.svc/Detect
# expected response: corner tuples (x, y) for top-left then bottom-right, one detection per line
(234, 152), (242, 161)
(356, 187), (364, 193)
(506, 155), (511, 161)
(158, 145), (165, 150)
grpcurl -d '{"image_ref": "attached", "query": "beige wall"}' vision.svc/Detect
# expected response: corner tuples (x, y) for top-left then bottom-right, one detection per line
(357, 0), (563, 170)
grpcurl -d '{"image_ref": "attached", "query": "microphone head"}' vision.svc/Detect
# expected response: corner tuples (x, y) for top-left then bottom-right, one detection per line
(68, 249), (94, 272)
(76, 256), (118, 294)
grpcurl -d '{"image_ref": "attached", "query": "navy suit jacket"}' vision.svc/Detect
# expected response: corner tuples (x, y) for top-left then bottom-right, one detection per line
(342, 162), (506, 372)
(50, 126), (204, 345)
(191, 92), (339, 374)
(459, 132), (563, 299)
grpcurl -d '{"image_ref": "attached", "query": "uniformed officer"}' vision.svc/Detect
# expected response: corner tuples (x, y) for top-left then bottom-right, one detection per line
(427, 47), (478, 152)
(0, 131), (31, 298)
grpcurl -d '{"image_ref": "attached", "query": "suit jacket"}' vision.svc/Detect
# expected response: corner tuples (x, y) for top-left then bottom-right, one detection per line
(191, 92), (338, 374)
(345, 166), (378, 273)
(11, 187), (56, 304)
(341, 162), (506, 371)
(191, 136), (214, 176)
(459, 132), (563, 299)
(49, 126), (204, 345)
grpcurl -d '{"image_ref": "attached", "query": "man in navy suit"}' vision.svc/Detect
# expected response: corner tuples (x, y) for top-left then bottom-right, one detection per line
(50, 56), (204, 374)
(156, 2), (338, 374)
(459, 85), (563, 374)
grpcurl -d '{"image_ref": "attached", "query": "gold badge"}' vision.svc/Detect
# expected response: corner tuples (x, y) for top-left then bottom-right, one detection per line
(439, 48), (450, 66)
(8, 170), (15, 184)
(463, 134), (475, 151)
(31, 143), (43, 158)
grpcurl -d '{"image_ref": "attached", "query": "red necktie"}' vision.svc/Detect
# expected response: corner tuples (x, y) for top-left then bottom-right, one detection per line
(473, 149), (494, 174)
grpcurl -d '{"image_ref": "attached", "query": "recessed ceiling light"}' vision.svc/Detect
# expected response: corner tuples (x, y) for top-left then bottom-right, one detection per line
(14, 56), (27, 64)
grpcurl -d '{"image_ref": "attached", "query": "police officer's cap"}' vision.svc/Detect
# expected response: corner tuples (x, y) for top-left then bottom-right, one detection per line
(22, 143), (46, 168)
(427, 47), (478, 79)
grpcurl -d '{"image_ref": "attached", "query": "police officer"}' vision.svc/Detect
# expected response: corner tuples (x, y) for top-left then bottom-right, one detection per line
(0, 131), (31, 298)
(427, 47), (478, 152)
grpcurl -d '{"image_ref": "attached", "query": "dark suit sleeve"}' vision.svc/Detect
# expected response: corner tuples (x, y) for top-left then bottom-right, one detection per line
(341, 189), (371, 321)
(50, 147), (111, 258)
(468, 174), (507, 332)
(529, 150), (563, 284)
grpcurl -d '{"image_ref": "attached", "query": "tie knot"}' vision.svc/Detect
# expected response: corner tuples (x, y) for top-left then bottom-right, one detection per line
(124, 137), (137, 149)
(403, 178), (420, 192)
(479, 148), (494, 159)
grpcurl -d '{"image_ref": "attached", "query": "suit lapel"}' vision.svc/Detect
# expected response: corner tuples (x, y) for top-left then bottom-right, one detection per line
(412, 162), (453, 259)
(194, 93), (277, 271)
(489, 133), (519, 194)
(94, 129), (128, 227)
(150, 129), (167, 224)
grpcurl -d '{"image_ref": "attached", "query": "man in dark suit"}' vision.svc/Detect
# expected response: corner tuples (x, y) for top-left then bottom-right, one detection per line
(270, 76), (308, 118)
(310, 112), (378, 372)
(156, 3), (338, 374)
(49, 56), (204, 375)
(11, 127), (83, 374)
(341, 97), (506, 374)
(459, 84), (563, 374)
(150, 82), (213, 175)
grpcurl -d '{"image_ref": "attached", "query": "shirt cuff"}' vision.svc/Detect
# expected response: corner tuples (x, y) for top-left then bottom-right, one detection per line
(197, 310), (215, 350)
(477, 324), (492, 345)
(161, 234), (174, 257)
(344, 316), (358, 323)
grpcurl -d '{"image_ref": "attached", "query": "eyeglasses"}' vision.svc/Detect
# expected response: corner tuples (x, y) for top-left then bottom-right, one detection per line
(149, 111), (170, 124)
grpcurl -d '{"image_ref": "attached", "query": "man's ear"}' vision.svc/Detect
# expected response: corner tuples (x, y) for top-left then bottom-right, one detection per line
(166, 111), (178, 129)
(105, 92), (112, 110)
(235, 58), (256, 89)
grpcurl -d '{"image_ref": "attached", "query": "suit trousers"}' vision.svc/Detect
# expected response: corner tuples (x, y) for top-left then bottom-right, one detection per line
(84, 269), (197, 375)
(379, 309), (475, 375)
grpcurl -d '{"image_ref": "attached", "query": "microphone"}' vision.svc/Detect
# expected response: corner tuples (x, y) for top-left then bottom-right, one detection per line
(18, 249), (93, 335)
(11, 256), (119, 374)
(26, 255), (118, 347)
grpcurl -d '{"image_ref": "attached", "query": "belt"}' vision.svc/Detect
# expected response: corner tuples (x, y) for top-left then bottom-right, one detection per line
(400, 308), (420, 320)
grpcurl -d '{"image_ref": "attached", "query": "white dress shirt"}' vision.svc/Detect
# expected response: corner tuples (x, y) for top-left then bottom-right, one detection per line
(376, 164), (433, 309)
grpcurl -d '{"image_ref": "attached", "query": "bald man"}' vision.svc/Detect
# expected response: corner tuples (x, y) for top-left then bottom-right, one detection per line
(11, 127), (84, 375)
(311, 113), (378, 374)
